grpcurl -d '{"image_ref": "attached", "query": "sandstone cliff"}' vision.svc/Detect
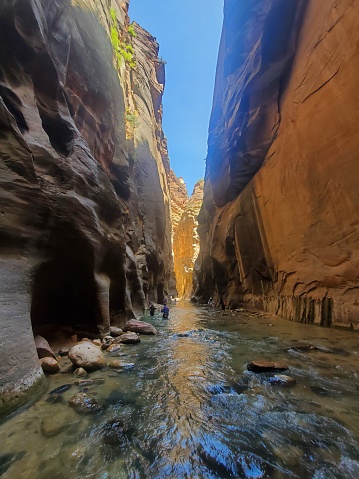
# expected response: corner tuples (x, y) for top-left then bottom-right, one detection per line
(196, 0), (359, 328)
(0, 0), (173, 415)
(173, 180), (204, 299)
(168, 169), (188, 235)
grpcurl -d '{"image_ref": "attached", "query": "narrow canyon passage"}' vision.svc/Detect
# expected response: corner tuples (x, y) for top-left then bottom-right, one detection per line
(1, 304), (359, 479)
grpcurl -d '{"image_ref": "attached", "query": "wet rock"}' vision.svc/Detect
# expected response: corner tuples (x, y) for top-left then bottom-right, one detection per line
(40, 357), (60, 374)
(92, 339), (102, 347)
(109, 327), (123, 337)
(74, 378), (105, 387)
(40, 411), (77, 437)
(58, 348), (71, 357)
(45, 394), (66, 405)
(103, 335), (114, 342)
(0, 452), (26, 475)
(267, 375), (296, 387)
(108, 360), (135, 369)
(123, 319), (157, 335)
(114, 332), (140, 344)
(35, 335), (56, 359)
(73, 367), (88, 378)
(68, 392), (103, 415)
(247, 361), (289, 373)
(101, 339), (115, 350)
(107, 344), (122, 354)
(69, 343), (106, 371)
(49, 384), (73, 395)
(102, 419), (133, 446)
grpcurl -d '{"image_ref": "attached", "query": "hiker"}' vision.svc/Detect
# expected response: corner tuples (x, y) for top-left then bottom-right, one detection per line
(220, 297), (226, 311)
(208, 297), (214, 307)
(149, 302), (156, 316)
(161, 304), (169, 319)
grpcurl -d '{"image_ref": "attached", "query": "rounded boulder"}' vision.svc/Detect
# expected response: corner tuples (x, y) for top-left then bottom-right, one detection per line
(69, 342), (106, 371)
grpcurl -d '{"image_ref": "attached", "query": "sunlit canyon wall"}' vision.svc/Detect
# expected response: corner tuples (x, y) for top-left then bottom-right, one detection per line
(0, 0), (174, 413)
(196, 0), (359, 328)
(173, 180), (204, 299)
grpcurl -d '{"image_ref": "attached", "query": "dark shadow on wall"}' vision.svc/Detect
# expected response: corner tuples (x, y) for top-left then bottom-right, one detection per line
(30, 224), (102, 338)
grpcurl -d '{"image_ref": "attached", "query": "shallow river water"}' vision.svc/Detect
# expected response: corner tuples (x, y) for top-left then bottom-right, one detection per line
(1, 303), (359, 479)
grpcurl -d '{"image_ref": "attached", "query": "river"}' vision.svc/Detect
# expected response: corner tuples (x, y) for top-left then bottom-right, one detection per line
(1, 303), (359, 478)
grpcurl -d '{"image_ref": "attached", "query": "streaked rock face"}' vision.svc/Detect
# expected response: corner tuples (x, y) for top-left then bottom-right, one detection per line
(197, 0), (359, 327)
(173, 180), (204, 299)
(0, 0), (174, 414)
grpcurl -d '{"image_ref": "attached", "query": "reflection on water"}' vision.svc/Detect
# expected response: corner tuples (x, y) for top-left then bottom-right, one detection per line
(1, 303), (359, 478)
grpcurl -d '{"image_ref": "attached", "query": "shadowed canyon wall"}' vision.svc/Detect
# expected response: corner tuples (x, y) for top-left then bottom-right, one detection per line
(173, 180), (204, 299)
(196, 0), (359, 328)
(0, 0), (174, 414)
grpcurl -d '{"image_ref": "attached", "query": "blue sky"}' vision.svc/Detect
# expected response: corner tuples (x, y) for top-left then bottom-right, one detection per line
(129, 0), (223, 195)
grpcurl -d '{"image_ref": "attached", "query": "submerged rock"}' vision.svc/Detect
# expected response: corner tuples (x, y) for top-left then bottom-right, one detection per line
(73, 367), (88, 378)
(0, 452), (26, 475)
(40, 411), (77, 437)
(69, 343), (106, 371)
(102, 419), (133, 446)
(267, 375), (296, 387)
(247, 361), (289, 373)
(49, 384), (73, 395)
(123, 319), (157, 335)
(69, 392), (103, 415)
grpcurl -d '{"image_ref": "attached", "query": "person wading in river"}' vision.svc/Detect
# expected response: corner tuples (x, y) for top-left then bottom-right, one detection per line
(161, 304), (169, 319)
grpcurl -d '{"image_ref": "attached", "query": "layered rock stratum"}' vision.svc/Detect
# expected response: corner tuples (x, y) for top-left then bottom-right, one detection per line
(0, 0), (174, 415)
(173, 180), (204, 299)
(196, 0), (359, 327)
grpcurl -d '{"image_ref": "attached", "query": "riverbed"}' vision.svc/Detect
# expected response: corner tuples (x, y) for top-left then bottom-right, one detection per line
(1, 303), (359, 478)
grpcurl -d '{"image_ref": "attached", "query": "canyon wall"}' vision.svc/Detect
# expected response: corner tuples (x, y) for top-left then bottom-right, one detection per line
(173, 180), (203, 299)
(0, 0), (174, 415)
(196, 0), (359, 328)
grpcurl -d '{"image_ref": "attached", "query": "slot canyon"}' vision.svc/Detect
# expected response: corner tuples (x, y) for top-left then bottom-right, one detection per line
(0, 0), (359, 478)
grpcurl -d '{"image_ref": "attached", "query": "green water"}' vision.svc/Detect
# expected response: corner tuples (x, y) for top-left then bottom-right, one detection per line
(1, 303), (359, 478)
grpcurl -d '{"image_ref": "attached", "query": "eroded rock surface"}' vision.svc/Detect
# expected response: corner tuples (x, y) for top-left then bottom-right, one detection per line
(196, 0), (359, 327)
(0, 0), (174, 414)
(173, 180), (204, 298)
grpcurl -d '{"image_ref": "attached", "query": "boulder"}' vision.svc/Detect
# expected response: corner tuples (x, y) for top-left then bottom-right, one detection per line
(69, 343), (106, 371)
(92, 339), (102, 347)
(109, 327), (123, 337)
(123, 319), (157, 335)
(247, 361), (289, 373)
(114, 332), (140, 344)
(35, 335), (56, 359)
(40, 357), (60, 374)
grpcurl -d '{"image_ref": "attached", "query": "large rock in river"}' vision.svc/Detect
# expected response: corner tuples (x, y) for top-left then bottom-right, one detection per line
(123, 319), (157, 335)
(69, 343), (106, 371)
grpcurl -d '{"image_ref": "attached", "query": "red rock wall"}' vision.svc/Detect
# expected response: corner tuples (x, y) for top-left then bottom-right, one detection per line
(0, 0), (174, 414)
(197, 0), (359, 328)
